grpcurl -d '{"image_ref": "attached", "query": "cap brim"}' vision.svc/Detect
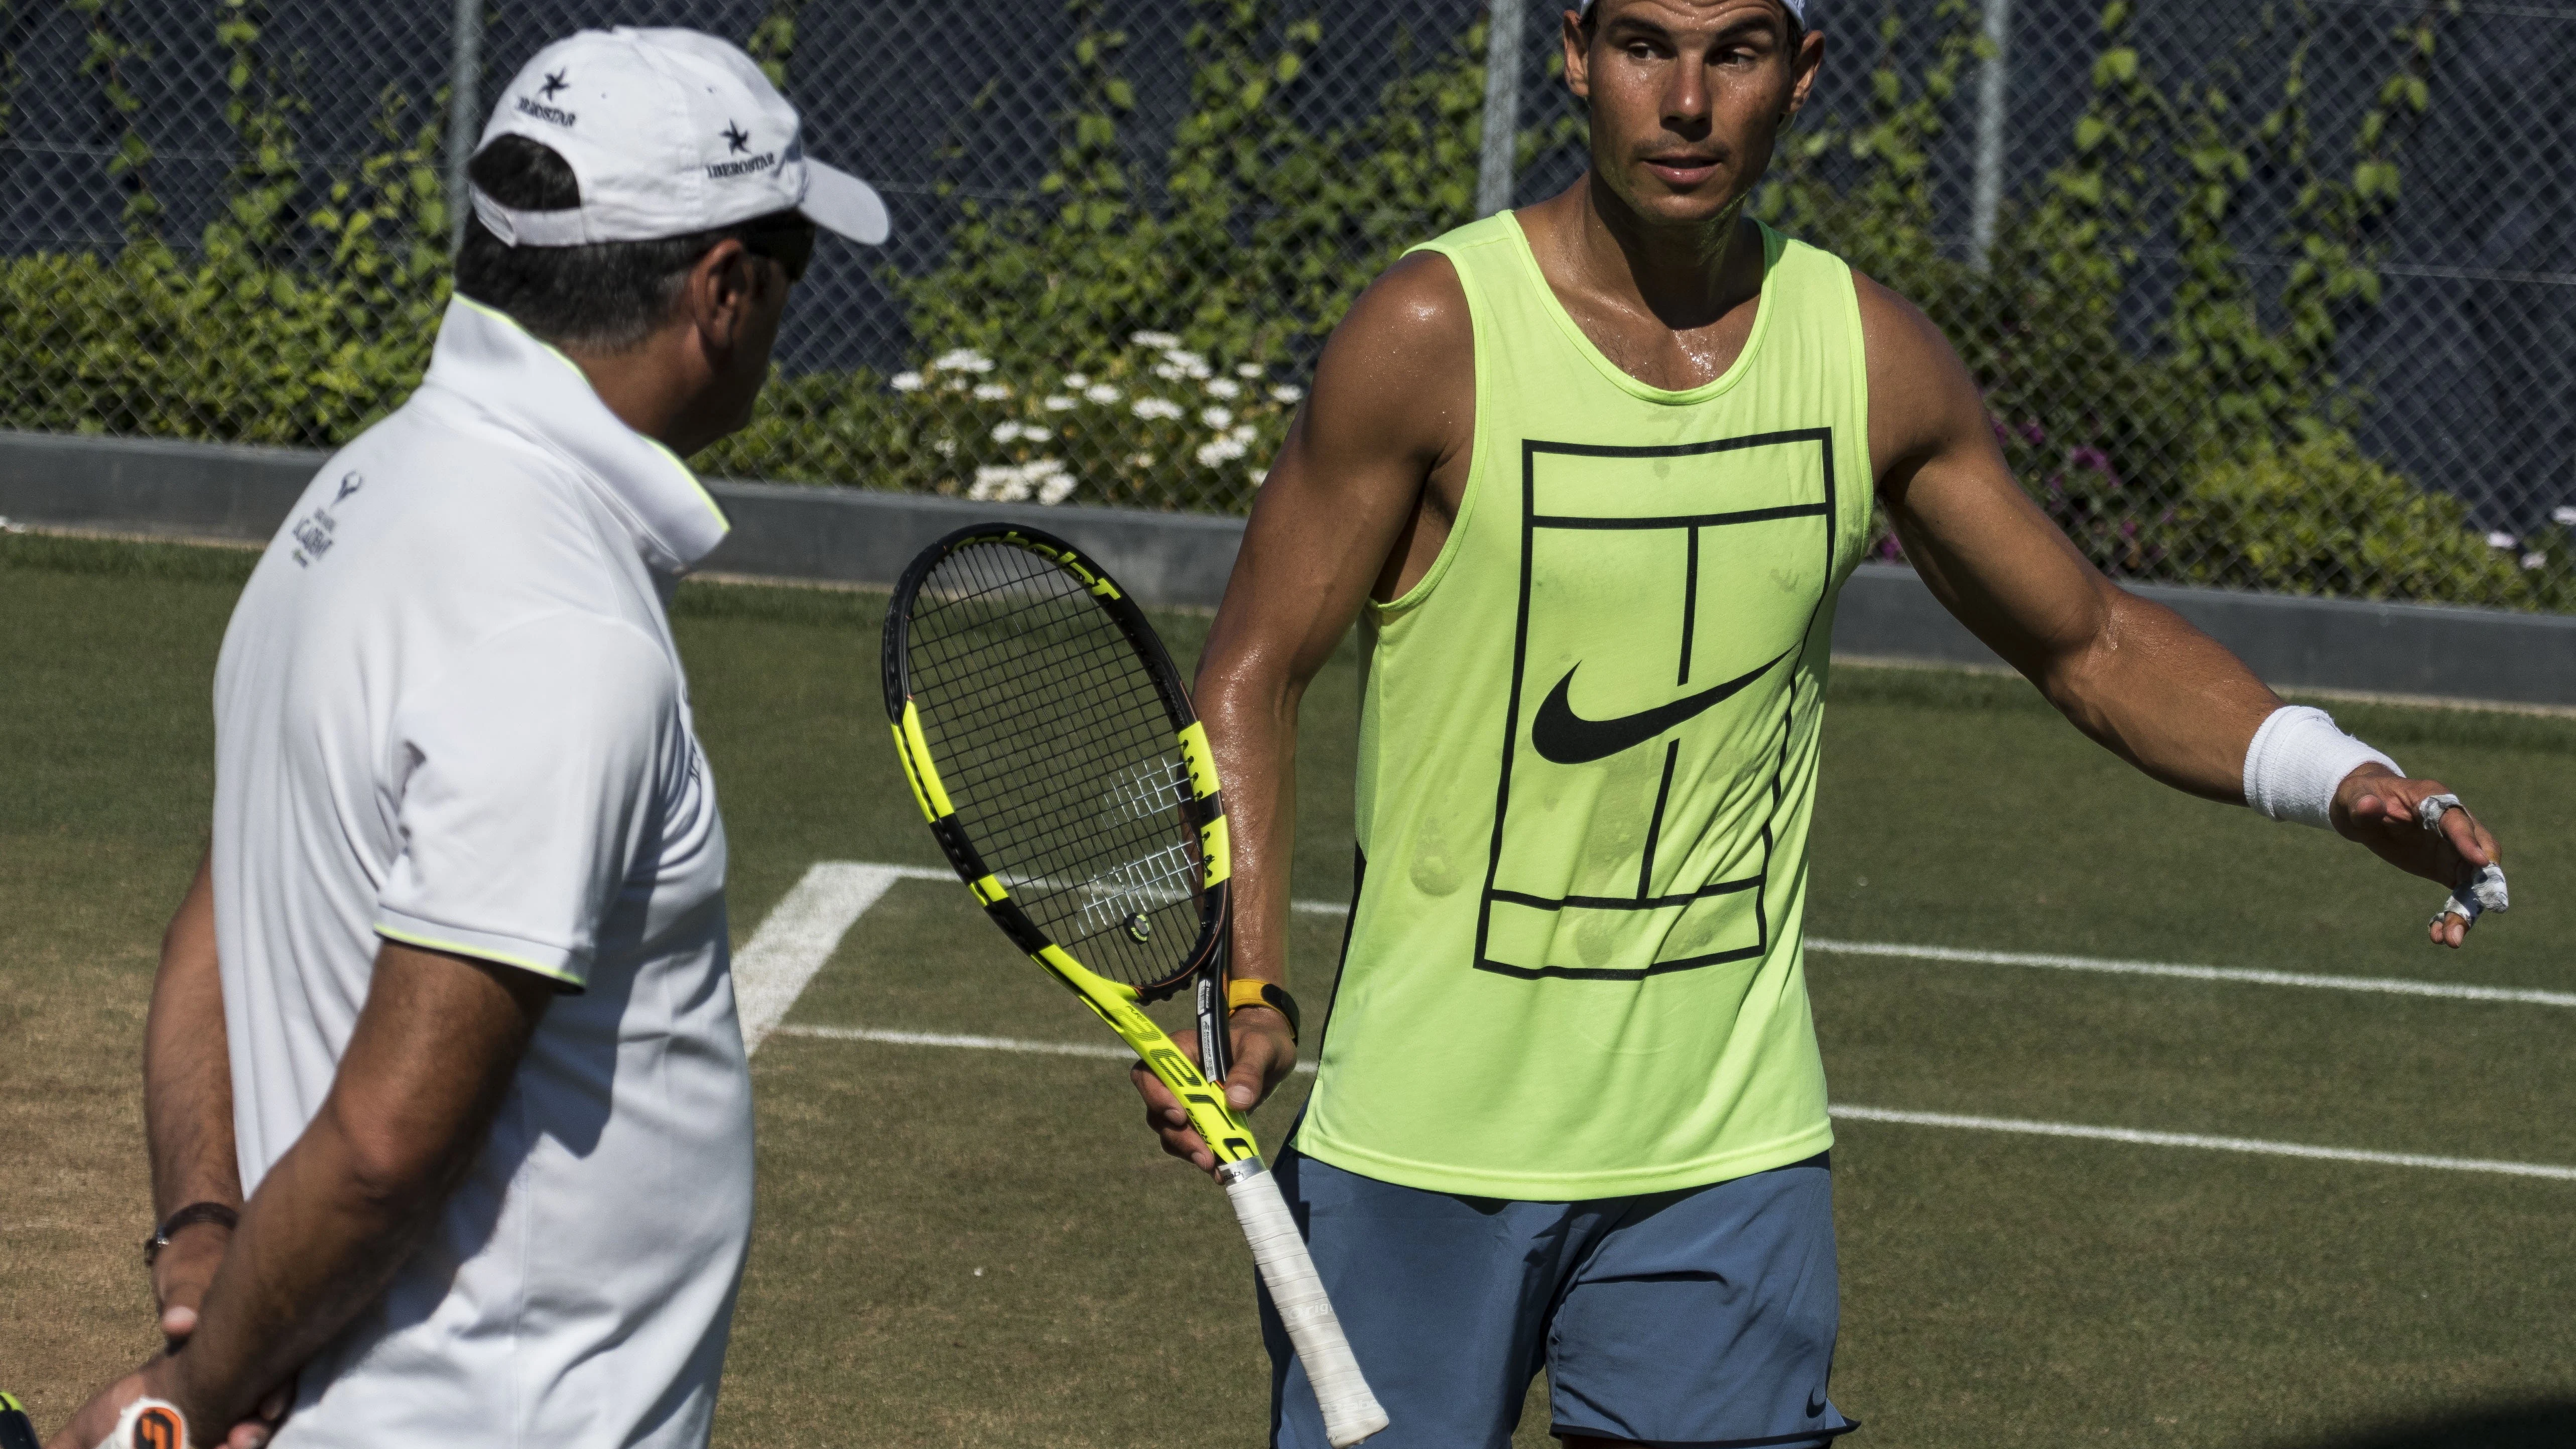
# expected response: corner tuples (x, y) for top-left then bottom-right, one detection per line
(802, 161), (890, 245)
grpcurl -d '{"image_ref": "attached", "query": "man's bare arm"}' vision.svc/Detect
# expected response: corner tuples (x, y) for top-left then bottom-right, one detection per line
(1133, 251), (1474, 1172)
(54, 942), (552, 1447)
(1859, 275), (2501, 937)
(144, 849), (243, 1336)
(1856, 277), (2279, 798)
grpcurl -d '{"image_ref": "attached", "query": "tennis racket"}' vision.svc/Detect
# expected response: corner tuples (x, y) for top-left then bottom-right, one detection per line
(882, 523), (1387, 1446)
(1, 1391), (40, 1449)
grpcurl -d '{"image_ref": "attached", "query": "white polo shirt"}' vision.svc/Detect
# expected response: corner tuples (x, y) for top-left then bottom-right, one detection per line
(210, 296), (750, 1447)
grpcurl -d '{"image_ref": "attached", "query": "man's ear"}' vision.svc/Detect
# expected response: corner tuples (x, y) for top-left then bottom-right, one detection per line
(681, 238), (759, 352)
(1784, 27), (1825, 119)
(1562, 10), (1592, 101)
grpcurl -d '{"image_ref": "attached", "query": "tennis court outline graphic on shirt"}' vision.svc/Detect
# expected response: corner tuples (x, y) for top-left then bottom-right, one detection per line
(1473, 428), (1839, 981)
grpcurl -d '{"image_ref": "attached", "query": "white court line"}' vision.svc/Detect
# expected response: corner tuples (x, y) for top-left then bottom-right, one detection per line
(853, 863), (2569, 1011)
(1828, 1107), (2576, 1182)
(733, 863), (909, 1053)
(749, 870), (2573, 1180)
(1806, 939), (2576, 1009)
(765, 1023), (2572, 1182)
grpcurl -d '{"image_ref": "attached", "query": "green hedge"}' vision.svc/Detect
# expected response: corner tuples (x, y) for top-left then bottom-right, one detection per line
(2, 0), (2567, 613)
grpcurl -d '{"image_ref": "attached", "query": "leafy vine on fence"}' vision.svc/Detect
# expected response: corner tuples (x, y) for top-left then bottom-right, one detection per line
(0, 0), (2564, 610)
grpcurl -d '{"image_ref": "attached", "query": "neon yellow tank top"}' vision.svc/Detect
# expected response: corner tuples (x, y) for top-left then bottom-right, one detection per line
(1296, 213), (1876, 1200)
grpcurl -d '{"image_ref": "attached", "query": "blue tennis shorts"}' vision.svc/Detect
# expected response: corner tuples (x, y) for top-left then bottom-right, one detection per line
(1261, 1146), (1855, 1448)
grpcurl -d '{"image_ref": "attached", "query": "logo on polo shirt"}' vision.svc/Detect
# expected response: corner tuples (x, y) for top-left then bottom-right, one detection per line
(707, 119), (777, 180)
(516, 73), (577, 128)
(292, 471), (363, 568)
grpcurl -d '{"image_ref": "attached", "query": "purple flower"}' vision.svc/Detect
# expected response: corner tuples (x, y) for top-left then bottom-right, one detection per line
(2070, 447), (2111, 472)
(2019, 422), (2048, 446)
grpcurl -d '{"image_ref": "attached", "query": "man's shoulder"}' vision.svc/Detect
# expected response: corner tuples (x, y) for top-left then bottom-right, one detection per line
(1840, 265), (1990, 471)
(1342, 248), (1474, 356)
(1312, 246), (1476, 413)
(237, 393), (656, 655)
(341, 386), (591, 508)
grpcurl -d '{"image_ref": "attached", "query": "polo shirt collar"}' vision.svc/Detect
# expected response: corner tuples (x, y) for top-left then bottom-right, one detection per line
(420, 296), (731, 574)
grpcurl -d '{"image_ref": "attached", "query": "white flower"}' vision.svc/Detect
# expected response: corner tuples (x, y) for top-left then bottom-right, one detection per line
(1204, 377), (1242, 400)
(973, 382), (1011, 402)
(1130, 452), (1156, 468)
(1132, 398), (1185, 421)
(1271, 384), (1304, 404)
(1195, 436), (1251, 467)
(1236, 363), (1263, 379)
(1128, 330), (1182, 349)
(1065, 373), (1090, 388)
(2523, 551), (2549, 570)
(933, 437), (958, 459)
(1201, 407), (1234, 429)
(968, 457), (1068, 504)
(1229, 424), (1258, 444)
(970, 465), (1032, 503)
(945, 377), (971, 392)
(1084, 383), (1121, 405)
(1151, 362), (1187, 381)
(2487, 531), (2519, 550)
(2554, 506), (2576, 526)
(1247, 468), (1267, 485)
(890, 371), (925, 392)
(991, 422), (1025, 443)
(1044, 395), (1078, 413)
(935, 348), (996, 373)
(1039, 473), (1079, 505)
(1163, 348), (1212, 379)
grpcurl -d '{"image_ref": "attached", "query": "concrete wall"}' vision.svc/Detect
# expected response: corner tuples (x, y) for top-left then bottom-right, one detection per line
(7, 429), (2572, 707)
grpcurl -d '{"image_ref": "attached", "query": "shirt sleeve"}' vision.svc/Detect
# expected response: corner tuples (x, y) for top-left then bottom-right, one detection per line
(374, 612), (685, 990)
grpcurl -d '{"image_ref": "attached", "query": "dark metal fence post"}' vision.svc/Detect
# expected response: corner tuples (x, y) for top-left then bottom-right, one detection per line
(1969, 0), (2012, 270)
(445, 0), (484, 252)
(1476, 0), (1527, 218)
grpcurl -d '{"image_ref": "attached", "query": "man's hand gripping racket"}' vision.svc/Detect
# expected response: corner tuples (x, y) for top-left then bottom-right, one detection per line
(882, 524), (1387, 1446)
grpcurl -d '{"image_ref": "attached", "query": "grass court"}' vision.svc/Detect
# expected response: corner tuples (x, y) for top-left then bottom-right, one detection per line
(5, 531), (2572, 1447)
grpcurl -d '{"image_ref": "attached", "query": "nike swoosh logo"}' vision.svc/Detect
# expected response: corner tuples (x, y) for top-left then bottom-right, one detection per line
(1806, 1391), (1830, 1419)
(1529, 647), (1791, 765)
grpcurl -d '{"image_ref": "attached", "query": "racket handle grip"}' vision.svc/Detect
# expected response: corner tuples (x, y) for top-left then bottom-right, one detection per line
(1223, 1163), (1389, 1446)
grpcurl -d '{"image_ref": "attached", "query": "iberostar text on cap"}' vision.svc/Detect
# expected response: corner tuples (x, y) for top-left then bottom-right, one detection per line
(472, 27), (889, 248)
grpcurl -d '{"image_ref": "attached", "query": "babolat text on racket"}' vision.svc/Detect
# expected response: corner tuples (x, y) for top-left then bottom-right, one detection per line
(883, 522), (1387, 1446)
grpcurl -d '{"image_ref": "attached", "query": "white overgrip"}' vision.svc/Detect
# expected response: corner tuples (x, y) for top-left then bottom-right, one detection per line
(1225, 1166), (1389, 1446)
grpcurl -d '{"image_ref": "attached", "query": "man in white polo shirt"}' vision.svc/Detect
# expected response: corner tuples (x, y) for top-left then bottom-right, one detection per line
(52, 28), (888, 1449)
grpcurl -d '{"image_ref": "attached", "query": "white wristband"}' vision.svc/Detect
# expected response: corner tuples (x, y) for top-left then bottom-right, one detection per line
(2242, 705), (2400, 830)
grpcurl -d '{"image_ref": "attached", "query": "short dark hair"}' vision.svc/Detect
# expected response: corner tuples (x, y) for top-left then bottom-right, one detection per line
(1578, 1), (1805, 53)
(453, 135), (807, 352)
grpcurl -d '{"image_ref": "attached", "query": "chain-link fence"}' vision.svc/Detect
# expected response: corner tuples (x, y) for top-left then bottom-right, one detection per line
(4, 1), (2572, 610)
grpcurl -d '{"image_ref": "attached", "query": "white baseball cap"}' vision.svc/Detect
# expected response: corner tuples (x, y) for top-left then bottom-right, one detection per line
(1576, 0), (1809, 22)
(472, 27), (889, 248)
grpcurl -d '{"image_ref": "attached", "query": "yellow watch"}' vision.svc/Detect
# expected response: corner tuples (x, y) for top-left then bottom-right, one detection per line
(1226, 978), (1300, 1043)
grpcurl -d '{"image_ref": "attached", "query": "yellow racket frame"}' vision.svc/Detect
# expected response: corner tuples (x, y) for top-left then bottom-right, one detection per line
(891, 700), (1255, 1164)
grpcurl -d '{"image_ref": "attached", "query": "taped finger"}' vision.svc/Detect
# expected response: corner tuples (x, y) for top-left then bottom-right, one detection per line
(2427, 862), (2511, 933)
(2416, 793), (2465, 831)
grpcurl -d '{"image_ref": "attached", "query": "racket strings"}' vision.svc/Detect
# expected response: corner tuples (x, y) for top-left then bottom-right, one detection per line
(906, 541), (1208, 989)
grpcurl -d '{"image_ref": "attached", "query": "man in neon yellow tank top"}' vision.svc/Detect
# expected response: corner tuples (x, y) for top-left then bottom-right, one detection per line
(1131, 2), (2511, 1443)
